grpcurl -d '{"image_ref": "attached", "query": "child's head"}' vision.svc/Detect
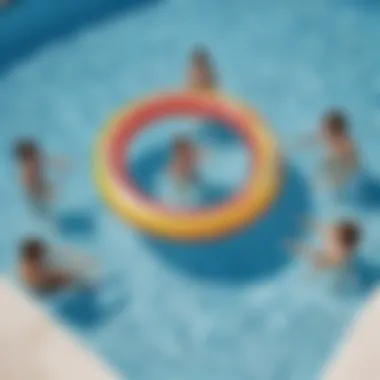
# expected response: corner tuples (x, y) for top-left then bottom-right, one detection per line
(173, 137), (194, 158)
(329, 220), (361, 254)
(20, 238), (46, 265)
(14, 140), (40, 163)
(322, 111), (350, 143)
(189, 47), (215, 89)
(171, 137), (197, 179)
(191, 47), (210, 66)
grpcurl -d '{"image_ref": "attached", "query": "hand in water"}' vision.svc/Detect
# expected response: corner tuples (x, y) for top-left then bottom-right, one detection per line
(50, 156), (71, 171)
(283, 240), (309, 255)
(72, 258), (99, 288)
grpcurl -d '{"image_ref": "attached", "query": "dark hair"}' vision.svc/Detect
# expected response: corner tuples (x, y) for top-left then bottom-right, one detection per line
(190, 46), (217, 88)
(14, 140), (39, 161)
(323, 111), (349, 136)
(20, 238), (46, 263)
(337, 221), (361, 251)
(173, 137), (192, 151)
(191, 46), (211, 65)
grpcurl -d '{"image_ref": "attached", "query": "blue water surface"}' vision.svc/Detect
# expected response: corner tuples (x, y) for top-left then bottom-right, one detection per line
(127, 118), (250, 208)
(2, 0), (380, 379)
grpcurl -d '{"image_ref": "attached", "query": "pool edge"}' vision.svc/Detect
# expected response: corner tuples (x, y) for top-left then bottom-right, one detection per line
(0, 276), (122, 380)
(321, 288), (380, 380)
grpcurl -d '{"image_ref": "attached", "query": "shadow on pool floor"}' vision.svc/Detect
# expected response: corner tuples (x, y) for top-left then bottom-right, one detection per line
(343, 174), (380, 211)
(351, 258), (380, 292)
(143, 164), (312, 284)
(52, 276), (128, 329)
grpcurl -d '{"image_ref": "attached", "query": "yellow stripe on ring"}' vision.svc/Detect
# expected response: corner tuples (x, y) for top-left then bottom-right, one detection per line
(94, 91), (281, 240)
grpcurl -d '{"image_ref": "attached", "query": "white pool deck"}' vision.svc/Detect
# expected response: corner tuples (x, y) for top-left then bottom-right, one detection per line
(322, 288), (380, 380)
(1, 276), (380, 380)
(0, 277), (120, 380)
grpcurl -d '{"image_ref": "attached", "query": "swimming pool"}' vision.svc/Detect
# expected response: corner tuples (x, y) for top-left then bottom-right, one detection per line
(2, 0), (380, 379)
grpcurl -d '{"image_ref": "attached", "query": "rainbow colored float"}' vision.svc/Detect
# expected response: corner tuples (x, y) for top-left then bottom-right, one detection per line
(94, 91), (281, 240)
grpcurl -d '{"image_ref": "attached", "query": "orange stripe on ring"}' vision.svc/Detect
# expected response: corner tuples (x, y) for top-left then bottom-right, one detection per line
(94, 91), (280, 240)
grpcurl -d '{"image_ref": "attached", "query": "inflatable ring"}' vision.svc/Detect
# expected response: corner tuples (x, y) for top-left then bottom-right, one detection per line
(95, 91), (280, 240)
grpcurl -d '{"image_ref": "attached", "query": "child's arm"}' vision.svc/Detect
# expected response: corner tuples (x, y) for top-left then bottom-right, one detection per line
(49, 246), (94, 271)
(299, 132), (322, 147)
(319, 156), (350, 189)
(285, 240), (316, 257)
(313, 254), (344, 269)
(53, 247), (98, 285)
(314, 254), (334, 269)
(287, 131), (322, 152)
(49, 156), (70, 170)
(286, 241), (334, 267)
(321, 145), (358, 188)
(334, 151), (358, 185)
(299, 218), (327, 233)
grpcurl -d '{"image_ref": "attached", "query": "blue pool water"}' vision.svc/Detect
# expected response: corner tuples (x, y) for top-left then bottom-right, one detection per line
(128, 118), (250, 208)
(2, 0), (380, 379)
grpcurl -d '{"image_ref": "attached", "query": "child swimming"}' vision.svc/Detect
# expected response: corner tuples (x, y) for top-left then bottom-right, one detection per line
(186, 47), (217, 91)
(291, 220), (361, 269)
(19, 238), (74, 293)
(170, 137), (199, 188)
(320, 111), (358, 189)
(14, 139), (68, 213)
(155, 137), (202, 208)
(295, 110), (358, 190)
(15, 140), (48, 203)
(19, 238), (94, 293)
